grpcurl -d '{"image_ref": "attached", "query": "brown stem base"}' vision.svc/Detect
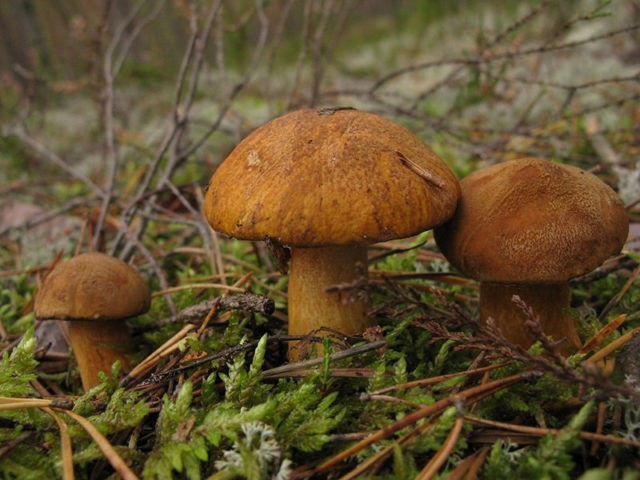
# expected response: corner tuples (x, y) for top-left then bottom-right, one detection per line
(479, 282), (581, 354)
(288, 245), (372, 359)
(69, 320), (134, 390)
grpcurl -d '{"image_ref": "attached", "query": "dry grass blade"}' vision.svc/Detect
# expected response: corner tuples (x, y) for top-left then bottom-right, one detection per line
(42, 407), (74, 480)
(55, 408), (139, 480)
(415, 415), (465, 480)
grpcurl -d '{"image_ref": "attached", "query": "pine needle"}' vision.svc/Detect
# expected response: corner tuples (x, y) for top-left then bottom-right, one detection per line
(55, 408), (139, 480)
(42, 407), (74, 480)
(415, 415), (464, 480)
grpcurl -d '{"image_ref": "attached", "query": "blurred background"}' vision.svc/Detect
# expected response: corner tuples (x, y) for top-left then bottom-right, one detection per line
(1, 0), (638, 268)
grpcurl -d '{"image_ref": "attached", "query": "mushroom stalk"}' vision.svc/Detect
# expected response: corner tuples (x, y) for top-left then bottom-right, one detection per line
(69, 320), (134, 390)
(288, 245), (371, 358)
(479, 282), (581, 353)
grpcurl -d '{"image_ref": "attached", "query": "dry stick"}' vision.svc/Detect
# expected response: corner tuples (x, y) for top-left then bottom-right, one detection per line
(370, 23), (640, 92)
(210, 228), (227, 286)
(542, 0), (611, 46)
(135, 334), (311, 387)
(0, 197), (86, 237)
(111, 2), (166, 78)
(93, 0), (155, 250)
(286, 0), (313, 110)
(508, 73), (640, 91)
(410, 0), (551, 111)
(42, 407), (74, 480)
(112, 1), (221, 258)
(197, 272), (253, 336)
(262, 0), (296, 106)
(6, 129), (104, 197)
(120, 229), (177, 315)
(309, 371), (539, 476)
(415, 415), (465, 480)
(309, 0), (337, 106)
(172, 292), (274, 322)
(193, 186), (218, 282)
(55, 408), (139, 480)
(262, 341), (386, 378)
(180, 0), (270, 160)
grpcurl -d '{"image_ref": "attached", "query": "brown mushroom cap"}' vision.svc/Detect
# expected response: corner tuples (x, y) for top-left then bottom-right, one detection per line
(434, 158), (629, 283)
(205, 108), (460, 247)
(34, 252), (150, 320)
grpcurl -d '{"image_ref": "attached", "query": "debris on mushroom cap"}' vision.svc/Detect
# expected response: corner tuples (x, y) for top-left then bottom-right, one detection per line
(34, 252), (151, 321)
(434, 158), (629, 283)
(204, 107), (461, 247)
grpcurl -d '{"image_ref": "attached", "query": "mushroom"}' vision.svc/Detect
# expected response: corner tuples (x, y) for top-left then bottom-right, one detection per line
(34, 252), (150, 389)
(434, 158), (629, 353)
(204, 107), (460, 358)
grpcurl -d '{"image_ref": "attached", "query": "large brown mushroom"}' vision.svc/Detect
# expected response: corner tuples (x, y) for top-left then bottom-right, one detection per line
(204, 107), (460, 358)
(34, 252), (150, 389)
(434, 158), (629, 353)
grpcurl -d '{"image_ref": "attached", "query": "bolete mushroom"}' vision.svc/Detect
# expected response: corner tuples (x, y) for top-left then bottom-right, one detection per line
(204, 107), (460, 358)
(434, 158), (629, 352)
(34, 252), (150, 389)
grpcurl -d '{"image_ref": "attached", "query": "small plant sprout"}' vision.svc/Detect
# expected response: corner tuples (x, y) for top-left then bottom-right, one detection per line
(205, 107), (460, 358)
(34, 252), (150, 390)
(435, 158), (629, 353)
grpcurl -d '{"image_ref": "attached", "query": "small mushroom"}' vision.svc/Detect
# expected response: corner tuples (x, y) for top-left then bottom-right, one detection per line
(204, 107), (460, 358)
(34, 252), (150, 389)
(434, 158), (629, 353)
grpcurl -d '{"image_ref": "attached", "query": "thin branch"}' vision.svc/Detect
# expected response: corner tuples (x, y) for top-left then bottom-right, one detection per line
(370, 23), (640, 92)
(4, 128), (104, 197)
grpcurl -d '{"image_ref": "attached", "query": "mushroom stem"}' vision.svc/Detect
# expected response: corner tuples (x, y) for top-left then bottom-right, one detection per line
(287, 245), (372, 359)
(479, 282), (581, 353)
(69, 320), (134, 390)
